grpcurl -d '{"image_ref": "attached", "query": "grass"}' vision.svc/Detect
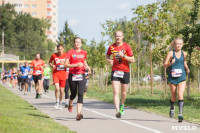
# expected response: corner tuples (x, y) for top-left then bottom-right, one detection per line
(86, 84), (200, 124)
(0, 84), (75, 133)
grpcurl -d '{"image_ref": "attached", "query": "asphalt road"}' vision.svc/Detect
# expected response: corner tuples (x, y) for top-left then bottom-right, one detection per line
(1, 83), (200, 133)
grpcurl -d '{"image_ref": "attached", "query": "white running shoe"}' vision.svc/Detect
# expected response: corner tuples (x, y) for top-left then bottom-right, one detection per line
(54, 103), (59, 109)
(58, 104), (62, 110)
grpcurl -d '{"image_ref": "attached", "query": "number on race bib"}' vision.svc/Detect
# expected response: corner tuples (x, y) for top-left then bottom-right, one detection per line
(57, 65), (64, 70)
(72, 74), (83, 81)
(36, 70), (41, 74)
(113, 71), (124, 78)
(171, 69), (182, 77)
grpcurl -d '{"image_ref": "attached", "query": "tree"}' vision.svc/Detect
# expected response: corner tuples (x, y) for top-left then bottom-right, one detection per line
(178, 0), (200, 98)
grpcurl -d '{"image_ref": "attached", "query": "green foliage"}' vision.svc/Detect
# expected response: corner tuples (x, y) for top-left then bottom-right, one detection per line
(0, 3), (56, 61)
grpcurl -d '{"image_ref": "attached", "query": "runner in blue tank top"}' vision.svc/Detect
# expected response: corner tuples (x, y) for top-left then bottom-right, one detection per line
(164, 38), (190, 122)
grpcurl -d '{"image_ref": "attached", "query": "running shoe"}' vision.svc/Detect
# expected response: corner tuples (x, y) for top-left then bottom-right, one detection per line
(178, 114), (183, 122)
(58, 104), (62, 110)
(38, 94), (41, 98)
(169, 109), (175, 118)
(24, 92), (27, 95)
(68, 104), (73, 113)
(35, 93), (39, 99)
(116, 111), (121, 118)
(120, 105), (125, 116)
(83, 95), (87, 98)
(76, 113), (83, 121)
(65, 103), (69, 108)
(54, 103), (59, 109)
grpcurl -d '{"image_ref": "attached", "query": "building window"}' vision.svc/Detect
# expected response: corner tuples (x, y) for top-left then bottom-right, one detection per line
(32, 12), (36, 16)
(53, 12), (56, 16)
(53, 20), (56, 23)
(47, 11), (51, 16)
(24, 4), (29, 8)
(53, 27), (56, 31)
(32, 0), (36, 1)
(32, 4), (36, 8)
(53, 35), (57, 38)
(53, 5), (56, 8)
(47, 4), (51, 8)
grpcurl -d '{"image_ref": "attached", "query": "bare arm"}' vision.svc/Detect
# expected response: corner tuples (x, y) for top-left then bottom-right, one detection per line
(164, 51), (175, 68)
(84, 60), (92, 74)
(118, 50), (135, 63)
(106, 55), (113, 65)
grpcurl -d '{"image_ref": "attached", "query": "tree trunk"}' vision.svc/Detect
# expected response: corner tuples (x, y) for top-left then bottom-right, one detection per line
(145, 67), (147, 90)
(187, 53), (192, 99)
(159, 64), (162, 90)
(136, 23), (140, 93)
(129, 63), (132, 95)
(198, 68), (200, 93)
(92, 68), (94, 86)
(105, 65), (108, 92)
(150, 43), (154, 95)
(164, 67), (167, 95)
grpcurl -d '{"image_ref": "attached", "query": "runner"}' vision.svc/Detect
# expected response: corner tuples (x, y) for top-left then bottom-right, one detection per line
(17, 64), (22, 90)
(8, 68), (13, 86)
(164, 37), (190, 122)
(64, 68), (70, 108)
(84, 68), (91, 98)
(43, 63), (51, 93)
(64, 37), (90, 121)
(20, 62), (31, 95)
(27, 69), (33, 92)
(49, 44), (67, 110)
(12, 67), (18, 89)
(2, 70), (7, 84)
(106, 31), (135, 118)
(30, 53), (44, 99)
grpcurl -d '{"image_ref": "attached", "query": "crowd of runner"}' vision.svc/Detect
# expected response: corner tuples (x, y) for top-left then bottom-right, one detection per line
(0, 31), (189, 122)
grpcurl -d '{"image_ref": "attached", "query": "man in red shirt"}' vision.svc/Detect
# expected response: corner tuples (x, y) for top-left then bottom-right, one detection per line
(106, 31), (135, 118)
(30, 53), (44, 99)
(49, 44), (67, 110)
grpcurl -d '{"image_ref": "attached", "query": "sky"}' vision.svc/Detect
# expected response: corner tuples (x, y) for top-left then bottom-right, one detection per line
(58, 0), (158, 43)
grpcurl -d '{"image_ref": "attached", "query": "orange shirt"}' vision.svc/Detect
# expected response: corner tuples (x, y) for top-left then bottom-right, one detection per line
(30, 59), (44, 75)
(107, 43), (133, 72)
(49, 53), (67, 78)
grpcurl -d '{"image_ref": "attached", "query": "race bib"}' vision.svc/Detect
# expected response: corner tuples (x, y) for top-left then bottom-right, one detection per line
(57, 65), (64, 70)
(28, 75), (32, 78)
(72, 74), (83, 81)
(113, 71), (124, 78)
(24, 72), (28, 76)
(36, 70), (41, 74)
(171, 69), (182, 77)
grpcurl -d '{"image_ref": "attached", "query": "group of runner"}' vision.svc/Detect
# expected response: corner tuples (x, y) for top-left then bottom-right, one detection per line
(0, 30), (189, 122)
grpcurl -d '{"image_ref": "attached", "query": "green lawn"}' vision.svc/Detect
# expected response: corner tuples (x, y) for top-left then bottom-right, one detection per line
(86, 85), (200, 124)
(0, 85), (75, 133)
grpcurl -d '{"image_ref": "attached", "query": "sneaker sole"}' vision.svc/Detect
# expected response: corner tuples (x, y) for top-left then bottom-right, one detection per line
(116, 112), (121, 118)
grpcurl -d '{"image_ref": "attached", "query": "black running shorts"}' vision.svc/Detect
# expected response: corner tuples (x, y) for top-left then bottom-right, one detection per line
(111, 71), (130, 84)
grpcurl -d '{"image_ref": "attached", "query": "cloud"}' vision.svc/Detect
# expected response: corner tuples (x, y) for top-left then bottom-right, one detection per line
(68, 19), (80, 27)
(116, 3), (130, 10)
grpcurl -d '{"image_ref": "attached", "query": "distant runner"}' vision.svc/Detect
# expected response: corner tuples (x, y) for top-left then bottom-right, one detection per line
(106, 31), (135, 118)
(30, 53), (44, 99)
(43, 63), (51, 93)
(20, 62), (31, 95)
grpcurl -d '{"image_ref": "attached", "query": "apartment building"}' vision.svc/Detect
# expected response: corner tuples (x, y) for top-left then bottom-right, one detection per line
(0, 0), (58, 43)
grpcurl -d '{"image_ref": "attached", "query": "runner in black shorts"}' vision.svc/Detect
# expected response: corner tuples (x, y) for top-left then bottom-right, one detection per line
(106, 31), (135, 118)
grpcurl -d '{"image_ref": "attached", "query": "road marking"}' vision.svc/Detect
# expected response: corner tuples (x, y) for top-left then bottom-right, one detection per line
(42, 93), (163, 133)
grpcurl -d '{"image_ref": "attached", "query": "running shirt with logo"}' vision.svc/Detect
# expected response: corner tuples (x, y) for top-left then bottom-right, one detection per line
(49, 53), (67, 79)
(107, 43), (133, 72)
(30, 59), (44, 75)
(66, 49), (87, 74)
(20, 66), (30, 79)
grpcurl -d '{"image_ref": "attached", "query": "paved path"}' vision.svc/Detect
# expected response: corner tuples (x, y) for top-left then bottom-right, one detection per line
(1, 83), (200, 133)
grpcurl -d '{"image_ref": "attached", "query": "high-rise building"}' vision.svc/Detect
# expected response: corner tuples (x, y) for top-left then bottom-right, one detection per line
(0, 0), (58, 43)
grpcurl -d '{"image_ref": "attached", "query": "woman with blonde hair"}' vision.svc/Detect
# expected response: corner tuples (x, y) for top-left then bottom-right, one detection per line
(164, 37), (190, 122)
